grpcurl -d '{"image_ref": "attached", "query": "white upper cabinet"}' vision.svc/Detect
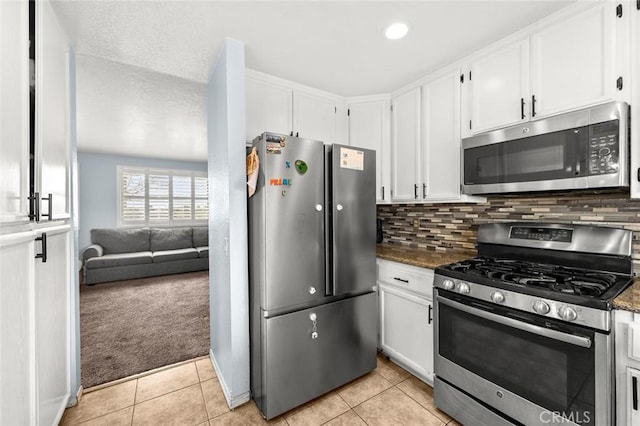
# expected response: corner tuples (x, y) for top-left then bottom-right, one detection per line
(0, 0), (30, 224)
(246, 76), (293, 141)
(421, 70), (463, 201)
(469, 39), (530, 134)
(246, 70), (345, 144)
(293, 89), (337, 143)
(347, 97), (390, 203)
(36, 0), (71, 220)
(631, 0), (640, 199)
(391, 88), (421, 202)
(467, 3), (622, 134)
(530, 3), (616, 118)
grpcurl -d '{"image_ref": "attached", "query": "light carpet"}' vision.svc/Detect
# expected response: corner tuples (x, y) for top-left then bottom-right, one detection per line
(80, 271), (210, 388)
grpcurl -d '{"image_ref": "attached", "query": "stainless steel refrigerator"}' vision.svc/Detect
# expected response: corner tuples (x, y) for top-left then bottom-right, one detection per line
(248, 132), (377, 420)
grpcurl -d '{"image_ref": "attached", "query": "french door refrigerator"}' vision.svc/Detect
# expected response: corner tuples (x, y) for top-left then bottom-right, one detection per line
(248, 132), (377, 420)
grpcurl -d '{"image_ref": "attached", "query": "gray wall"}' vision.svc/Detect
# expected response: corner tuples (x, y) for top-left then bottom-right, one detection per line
(207, 38), (250, 408)
(77, 152), (207, 251)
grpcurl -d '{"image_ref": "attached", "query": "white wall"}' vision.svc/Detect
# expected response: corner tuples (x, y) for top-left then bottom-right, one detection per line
(207, 38), (250, 408)
(77, 152), (207, 251)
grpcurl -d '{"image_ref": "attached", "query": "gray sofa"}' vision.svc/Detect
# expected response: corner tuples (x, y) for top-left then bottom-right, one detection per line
(82, 226), (209, 285)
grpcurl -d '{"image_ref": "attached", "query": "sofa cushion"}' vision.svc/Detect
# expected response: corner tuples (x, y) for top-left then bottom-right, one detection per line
(152, 248), (199, 263)
(91, 228), (150, 254)
(85, 251), (153, 269)
(192, 226), (208, 247)
(196, 247), (209, 258)
(150, 228), (193, 251)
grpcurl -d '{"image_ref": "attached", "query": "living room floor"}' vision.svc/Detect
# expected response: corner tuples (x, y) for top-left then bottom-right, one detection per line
(61, 354), (461, 425)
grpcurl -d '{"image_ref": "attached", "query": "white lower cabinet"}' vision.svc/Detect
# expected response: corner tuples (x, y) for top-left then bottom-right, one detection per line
(0, 224), (71, 426)
(377, 259), (434, 384)
(614, 309), (640, 425)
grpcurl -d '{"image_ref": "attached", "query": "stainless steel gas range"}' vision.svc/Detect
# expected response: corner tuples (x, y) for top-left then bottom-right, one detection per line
(433, 223), (633, 426)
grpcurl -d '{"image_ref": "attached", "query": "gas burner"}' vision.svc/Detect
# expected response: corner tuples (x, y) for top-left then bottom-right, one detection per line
(440, 256), (624, 298)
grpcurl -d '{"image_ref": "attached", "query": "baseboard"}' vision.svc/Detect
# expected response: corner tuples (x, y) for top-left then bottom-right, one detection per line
(209, 349), (251, 409)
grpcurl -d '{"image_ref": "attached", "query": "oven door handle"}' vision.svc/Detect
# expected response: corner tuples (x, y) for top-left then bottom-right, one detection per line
(437, 296), (592, 349)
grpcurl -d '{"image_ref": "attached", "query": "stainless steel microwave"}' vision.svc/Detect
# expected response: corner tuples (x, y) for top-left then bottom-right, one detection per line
(461, 101), (629, 195)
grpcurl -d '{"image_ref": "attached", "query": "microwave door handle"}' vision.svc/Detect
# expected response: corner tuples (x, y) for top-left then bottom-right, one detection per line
(436, 295), (592, 348)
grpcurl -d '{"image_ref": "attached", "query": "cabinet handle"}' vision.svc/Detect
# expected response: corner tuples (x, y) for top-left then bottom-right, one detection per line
(637, 167), (640, 182)
(28, 192), (40, 222)
(414, 184), (418, 199)
(393, 277), (409, 284)
(382, 186), (385, 200)
(290, 131), (293, 136)
(520, 98), (525, 120)
(634, 376), (638, 411)
(295, 132), (299, 138)
(531, 95), (537, 117)
(422, 183), (427, 199)
(41, 193), (53, 220)
(35, 233), (47, 263)
(428, 304), (433, 324)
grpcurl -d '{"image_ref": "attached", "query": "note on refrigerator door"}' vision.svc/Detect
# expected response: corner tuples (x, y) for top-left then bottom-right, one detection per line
(340, 147), (364, 171)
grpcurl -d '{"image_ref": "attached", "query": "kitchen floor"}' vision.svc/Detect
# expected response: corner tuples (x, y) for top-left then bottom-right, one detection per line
(61, 354), (461, 426)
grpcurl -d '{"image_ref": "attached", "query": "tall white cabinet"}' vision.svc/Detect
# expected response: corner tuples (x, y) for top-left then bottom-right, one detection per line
(347, 96), (391, 203)
(391, 88), (421, 202)
(0, 1), (73, 424)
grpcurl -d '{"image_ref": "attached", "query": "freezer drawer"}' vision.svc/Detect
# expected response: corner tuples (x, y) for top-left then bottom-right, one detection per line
(254, 292), (377, 420)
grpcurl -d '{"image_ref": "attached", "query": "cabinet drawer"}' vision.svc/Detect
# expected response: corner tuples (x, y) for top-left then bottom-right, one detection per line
(377, 259), (434, 298)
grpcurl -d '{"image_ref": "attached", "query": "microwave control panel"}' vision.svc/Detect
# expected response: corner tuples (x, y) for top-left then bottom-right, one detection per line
(589, 120), (619, 175)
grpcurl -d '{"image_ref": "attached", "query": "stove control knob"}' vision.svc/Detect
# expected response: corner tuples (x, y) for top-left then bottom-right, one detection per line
(442, 279), (455, 290)
(490, 291), (505, 304)
(558, 305), (578, 322)
(457, 282), (470, 295)
(532, 300), (550, 315)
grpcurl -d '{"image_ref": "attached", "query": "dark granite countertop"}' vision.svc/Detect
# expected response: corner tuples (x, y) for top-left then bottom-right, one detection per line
(376, 243), (476, 270)
(613, 278), (640, 313)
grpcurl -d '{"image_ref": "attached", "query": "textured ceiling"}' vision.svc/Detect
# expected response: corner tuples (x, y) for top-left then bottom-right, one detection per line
(53, 1), (574, 160)
(75, 55), (207, 161)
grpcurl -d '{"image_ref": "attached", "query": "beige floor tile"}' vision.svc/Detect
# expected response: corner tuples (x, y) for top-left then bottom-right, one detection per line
(353, 387), (445, 426)
(76, 406), (134, 426)
(374, 356), (410, 385)
(201, 378), (230, 419)
(337, 372), (393, 408)
(284, 392), (350, 426)
(61, 380), (137, 425)
(196, 357), (216, 381)
(132, 383), (208, 426)
(396, 377), (451, 423)
(322, 410), (366, 425)
(135, 362), (200, 403)
(208, 401), (286, 425)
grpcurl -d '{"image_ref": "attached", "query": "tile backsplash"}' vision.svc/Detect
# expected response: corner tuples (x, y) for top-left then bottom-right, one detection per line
(377, 190), (640, 272)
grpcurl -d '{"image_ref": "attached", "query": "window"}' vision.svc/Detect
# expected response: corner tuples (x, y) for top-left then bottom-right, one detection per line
(118, 166), (208, 226)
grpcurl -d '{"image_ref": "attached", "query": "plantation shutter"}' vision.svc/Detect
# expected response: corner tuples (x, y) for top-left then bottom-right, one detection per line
(121, 170), (146, 223)
(194, 176), (209, 221)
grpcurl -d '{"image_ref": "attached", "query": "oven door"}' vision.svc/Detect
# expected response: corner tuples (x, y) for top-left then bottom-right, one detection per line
(434, 290), (612, 426)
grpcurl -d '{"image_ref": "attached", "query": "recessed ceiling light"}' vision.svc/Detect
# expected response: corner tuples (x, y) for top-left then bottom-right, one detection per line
(385, 22), (409, 40)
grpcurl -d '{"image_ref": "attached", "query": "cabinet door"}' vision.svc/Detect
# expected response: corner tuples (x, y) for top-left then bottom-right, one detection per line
(36, 0), (70, 220)
(34, 227), (71, 425)
(470, 39), (529, 133)
(293, 90), (337, 143)
(628, 368), (640, 425)
(0, 0), (30, 224)
(422, 70), (462, 201)
(631, 0), (640, 199)
(379, 284), (433, 382)
(0, 232), (35, 425)
(391, 88), (420, 202)
(246, 76), (293, 141)
(531, 3), (615, 118)
(348, 99), (390, 203)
